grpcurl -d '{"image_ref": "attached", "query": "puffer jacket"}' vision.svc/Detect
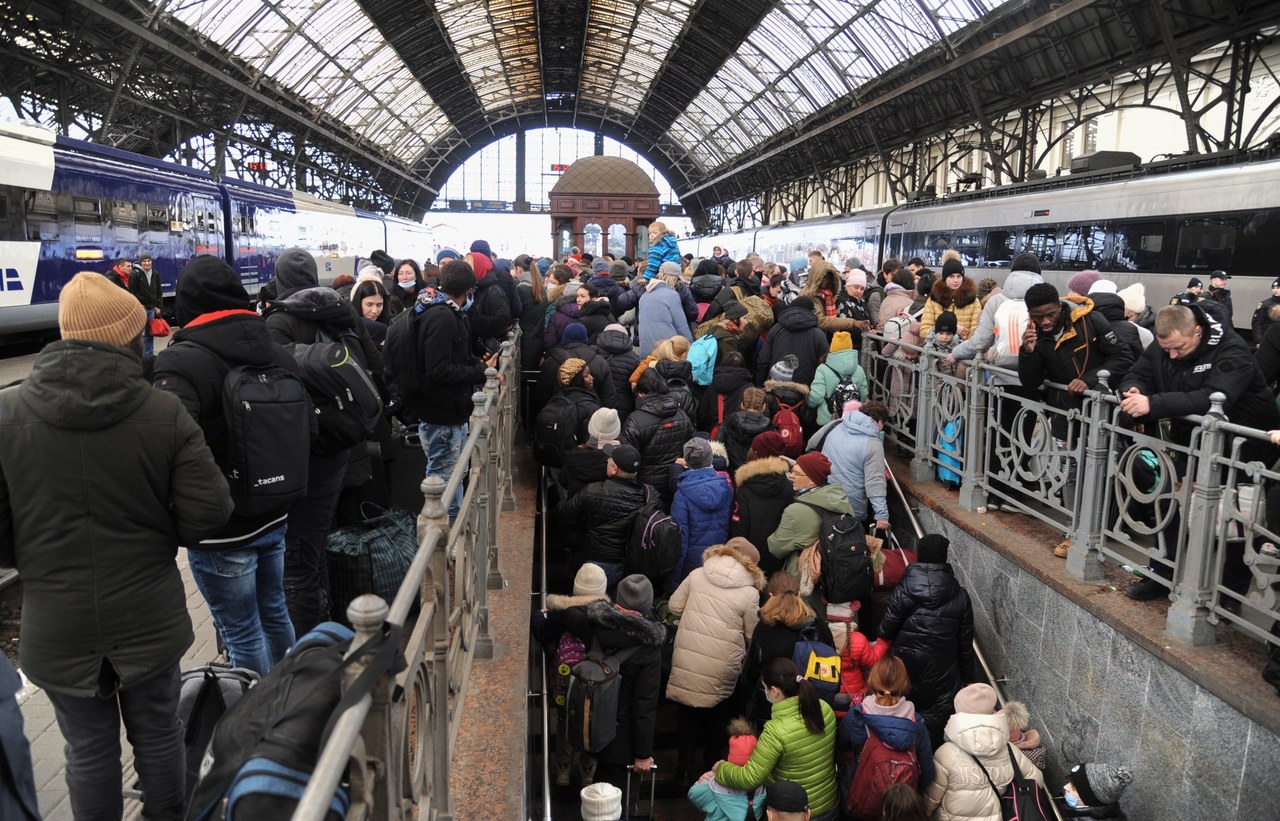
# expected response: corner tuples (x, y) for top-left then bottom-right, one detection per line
(876, 283), (915, 331)
(756, 304), (828, 386)
(577, 299), (616, 345)
(687, 779), (765, 821)
(878, 563), (977, 735)
(561, 600), (666, 764)
(543, 295), (581, 350)
(529, 591), (608, 647)
(731, 457), (794, 575)
(0, 341), (232, 696)
(653, 358), (699, 422)
(838, 698), (936, 787)
(807, 350), (870, 425)
(666, 545), (766, 706)
(764, 379), (816, 441)
(557, 475), (650, 563)
(644, 233), (682, 279)
(699, 364), (754, 431)
(638, 280), (692, 357)
(820, 409), (889, 521)
(768, 483), (853, 578)
(515, 282), (546, 372)
(925, 712), (1044, 821)
(920, 277), (982, 340)
(715, 696), (839, 815)
(669, 468), (735, 592)
(594, 326), (640, 420)
(622, 393), (695, 501)
(741, 618), (834, 721)
(537, 340), (617, 410)
(715, 410), (773, 474)
(265, 285), (382, 376)
(950, 268), (1042, 385)
(1090, 292), (1143, 360)
(800, 264), (859, 335)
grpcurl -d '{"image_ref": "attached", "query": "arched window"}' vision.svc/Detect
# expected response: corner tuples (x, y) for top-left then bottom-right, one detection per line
(558, 223), (573, 257)
(608, 224), (627, 257)
(584, 223), (602, 257)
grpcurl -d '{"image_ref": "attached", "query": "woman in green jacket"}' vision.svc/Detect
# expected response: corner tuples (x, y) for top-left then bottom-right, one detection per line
(713, 658), (839, 819)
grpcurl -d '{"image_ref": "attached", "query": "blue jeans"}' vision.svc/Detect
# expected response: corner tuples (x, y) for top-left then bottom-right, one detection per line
(143, 308), (155, 357)
(420, 421), (468, 520)
(285, 449), (349, 636)
(47, 662), (184, 821)
(189, 523), (294, 675)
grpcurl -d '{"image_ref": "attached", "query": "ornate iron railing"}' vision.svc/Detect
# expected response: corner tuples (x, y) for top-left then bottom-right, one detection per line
(293, 329), (519, 821)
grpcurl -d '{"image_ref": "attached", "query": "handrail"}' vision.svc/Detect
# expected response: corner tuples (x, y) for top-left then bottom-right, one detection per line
(537, 469), (553, 821)
(293, 329), (521, 821)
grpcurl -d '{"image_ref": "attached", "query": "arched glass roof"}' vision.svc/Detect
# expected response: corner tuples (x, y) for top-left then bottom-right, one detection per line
(152, 0), (1004, 175)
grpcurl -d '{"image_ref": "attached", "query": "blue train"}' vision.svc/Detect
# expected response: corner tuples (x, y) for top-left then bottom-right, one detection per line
(0, 120), (434, 334)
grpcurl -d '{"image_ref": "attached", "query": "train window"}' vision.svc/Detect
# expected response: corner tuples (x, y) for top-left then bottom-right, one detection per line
(73, 197), (102, 242)
(1022, 228), (1057, 266)
(0, 196), (8, 222)
(1059, 225), (1105, 270)
(1175, 219), (1237, 271)
(926, 233), (951, 258)
(24, 192), (58, 241)
(1109, 221), (1165, 272)
(1231, 209), (1280, 276)
(147, 206), (168, 232)
(26, 190), (56, 215)
(984, 230), (1015, 267)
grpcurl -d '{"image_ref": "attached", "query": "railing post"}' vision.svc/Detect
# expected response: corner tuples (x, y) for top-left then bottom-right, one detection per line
(471, 389), (497, 660)
(483, 369), (505, 594)
(910, 352), (935, 483)
(958, 362), (986, 511)
(499, 337), (518, 512)
(421, 475), (452, 820)
(1167, 392), (1226, 645)
(346, 594), (394, 819)
(1066, 371), (1111, 581)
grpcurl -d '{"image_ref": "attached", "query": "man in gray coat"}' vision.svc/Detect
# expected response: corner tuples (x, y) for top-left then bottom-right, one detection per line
(0, 272), (232, 820)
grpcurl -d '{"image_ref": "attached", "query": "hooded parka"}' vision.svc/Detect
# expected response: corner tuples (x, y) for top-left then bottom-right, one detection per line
(920, 276), (982, 340)
(714, 696), (839, 816)
(820, 410), (889, 522)
(731, 457), (795, 575)
(669, 469), (736, 591)
(756, 305), (828, 386)
(925, 711), (1044, 821)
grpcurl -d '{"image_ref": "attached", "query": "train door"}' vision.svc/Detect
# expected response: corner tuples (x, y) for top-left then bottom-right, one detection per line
(194, 195), (223, 259)
(886, 221), (905, 262)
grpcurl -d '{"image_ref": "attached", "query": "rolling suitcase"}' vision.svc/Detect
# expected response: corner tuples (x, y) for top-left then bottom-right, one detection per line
(625, 763), (658, 820)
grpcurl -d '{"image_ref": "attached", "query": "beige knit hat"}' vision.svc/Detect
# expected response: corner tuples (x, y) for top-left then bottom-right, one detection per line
(59, 272), (147, 348)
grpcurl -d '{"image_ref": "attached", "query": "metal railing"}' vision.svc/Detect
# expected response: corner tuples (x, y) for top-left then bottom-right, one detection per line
(294, 329), (520, 821)
(859, 332), (1280, 652)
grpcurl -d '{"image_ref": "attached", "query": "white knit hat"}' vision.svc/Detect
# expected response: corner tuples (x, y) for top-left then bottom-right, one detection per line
(1117, 283), (1145, 314)
(1089, 279), (1118, 295)
(573, 563), (608, 598)
(580, 782), (622, 821)
(588, 408), (621, 442)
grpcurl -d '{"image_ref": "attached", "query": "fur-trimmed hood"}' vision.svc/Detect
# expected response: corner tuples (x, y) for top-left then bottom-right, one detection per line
(700, 544), (767, 591)
(764, 379), (810, 397)
(585, 599), (666, 646)
(546, 593), (607, 612)
(734, 455), (791, 486)
(800, 262), (842, 296)
(928, 275), (979, 309)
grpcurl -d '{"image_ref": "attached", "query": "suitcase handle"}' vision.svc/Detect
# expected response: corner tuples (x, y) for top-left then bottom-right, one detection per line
(624, 763), (658, 820)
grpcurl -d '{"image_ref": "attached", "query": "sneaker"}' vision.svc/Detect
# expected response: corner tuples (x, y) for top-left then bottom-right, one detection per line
(554, 763), (571, 787)
(1124, 576), (1168, 601)
(1053, 539), (1070, 558)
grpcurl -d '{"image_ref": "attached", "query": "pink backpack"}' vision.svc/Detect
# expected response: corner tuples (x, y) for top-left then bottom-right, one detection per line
(549, 631), (586, 707)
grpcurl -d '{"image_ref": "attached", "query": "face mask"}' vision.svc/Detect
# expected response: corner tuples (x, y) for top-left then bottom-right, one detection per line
(462, 295), (474, 311)
(546, 284), (556, 295)
(1063, 792), (1080, 809)
(398, 278), (416, 287)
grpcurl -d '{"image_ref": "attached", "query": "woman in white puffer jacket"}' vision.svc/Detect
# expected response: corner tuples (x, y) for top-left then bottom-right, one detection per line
(925, 683), (1045, 821)
(666, 539), (766, 783)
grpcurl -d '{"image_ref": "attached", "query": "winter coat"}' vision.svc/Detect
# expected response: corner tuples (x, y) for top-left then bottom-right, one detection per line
(1252, 296), (1280, 345)
(687, 779), (765, 821)
(820, 410), (889, 522)
(667, 545), (766, 707)
(731, 457), (795, 575)
(756, 304), (828, 386)
(807, 350), (870, 426)
(877, 283), (916, 332)
(410, 299), (488, 426)
(467, 271), (514, 349)
(839, 698), (936, 787)
(543, 296), (581, 350)
(488, 258), (523, 320)
(925, 712), (1044, 821)
(622, 393), (696, 501)
(949, 268), (1042, 385)
(0, 341), (232, 696)
(577, 299), (616, 345)
(765, 379), (817, 441)
(561, 600), (666, 764)
(878, 563), (977, 731)
(1018, 297), (1134, 431)
(669, 468), (736, 591)
(800, 266), (859, 335)
(644, 234), (682, 279)
(515, 282), (546, 372)
(537, 341), (617, 410)
(919, 277), (983, 340)
(715, 410), (773, 475)
(698, 364), (755, 432)
(741, 618), (834, 721)
(715, 695), (839, 816)
(653, 358), (699, 422)
(834, 627), (890, 705)
(153, 311), (307, 549)
(638, 281), (692, 358)
(558, 475), (650, 564)
(594, 327), (640, 420)
(265, 285), (383, 377)
(1120, 302), (1280, 457)
(0, 657), (39, 821)
(690, 273), (723, 303)
(529, 592), (607, 647)
(768, 483), (854, 577)
(560, 445), (609, 498)
(1089, 292), (1144, 361)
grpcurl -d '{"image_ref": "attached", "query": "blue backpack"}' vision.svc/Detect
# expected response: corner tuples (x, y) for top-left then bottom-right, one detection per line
(937, 417), (964, 488)
(791, 623), (842, 703)
(688, 333), (718, 386)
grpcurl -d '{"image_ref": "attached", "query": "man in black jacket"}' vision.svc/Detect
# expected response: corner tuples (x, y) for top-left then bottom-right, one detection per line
(558, 444), (652, 592)
(106, 256), (162, 355)
(416, 259), (493, 521)
(154, 256), (304, 674)
(1119, 303), (1280, 599)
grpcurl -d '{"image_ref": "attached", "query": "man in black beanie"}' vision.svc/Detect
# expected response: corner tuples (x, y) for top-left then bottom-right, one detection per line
(154, 255), (305, 673)
(1018, 282), (1134, 557)
(877, 532), (976, 748)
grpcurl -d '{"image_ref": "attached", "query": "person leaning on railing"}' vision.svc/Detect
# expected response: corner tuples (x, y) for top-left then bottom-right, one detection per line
(1118, 302), (1280, 600)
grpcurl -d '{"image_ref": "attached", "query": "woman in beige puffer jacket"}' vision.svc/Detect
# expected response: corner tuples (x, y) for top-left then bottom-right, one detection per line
(666, 542), (766, 780)
(925, 704), (1045, 820)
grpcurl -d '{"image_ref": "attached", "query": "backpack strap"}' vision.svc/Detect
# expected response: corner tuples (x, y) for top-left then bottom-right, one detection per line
(963, 749), (1004, 800)
(717, 393), (725, 425)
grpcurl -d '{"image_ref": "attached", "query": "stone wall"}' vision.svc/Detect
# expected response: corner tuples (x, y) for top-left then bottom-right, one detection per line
(913, 504), (1280, 820)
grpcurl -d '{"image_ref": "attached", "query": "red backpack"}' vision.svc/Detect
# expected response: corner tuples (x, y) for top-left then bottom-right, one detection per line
(844, 726), (920, 821)
(771, 400), (804, 457)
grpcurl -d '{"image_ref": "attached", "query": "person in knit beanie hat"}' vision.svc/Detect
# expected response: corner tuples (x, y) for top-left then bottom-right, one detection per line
(580, 782), (622, 821)
(768, 354), (799, 383)
(952, 682), (997, 714)
(794, 450), (832, 486)
(587, 407), (621, 446)
(749, 431), (790, 460)
(688, 717), (766, 821)
(59, 271), (148, 349)
(1062, 762), (1133, 818)
(1067, 269), (1101, 297)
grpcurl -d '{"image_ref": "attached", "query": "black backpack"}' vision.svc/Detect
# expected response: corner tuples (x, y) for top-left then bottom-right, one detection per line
(178, 664), (258, 803)
(185, 621), (405, 821)
(821, 363), (862, 419)
(800, 501), (872, 604)
(564, 638), (642, 754)
(291, 328), (382, 456)
(382, 304), (427, 400)
(626, 487), (682, 582)
(533, 392), (580, 468)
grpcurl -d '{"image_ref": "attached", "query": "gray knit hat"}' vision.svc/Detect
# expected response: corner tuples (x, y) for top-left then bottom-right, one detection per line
(614, 574), (653, 614)
(768, 354), (799, 383)
(683, 437), (713, 470)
